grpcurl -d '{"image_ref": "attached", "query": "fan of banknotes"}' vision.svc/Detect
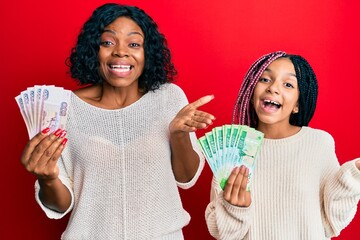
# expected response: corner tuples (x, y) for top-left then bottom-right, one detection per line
(198, 124), (264, 191)
(15, 85), (71, 139)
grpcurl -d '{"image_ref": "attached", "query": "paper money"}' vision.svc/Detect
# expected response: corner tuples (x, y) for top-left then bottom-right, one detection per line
(198, 124), (264, 191)
(15, 85), (71, 139)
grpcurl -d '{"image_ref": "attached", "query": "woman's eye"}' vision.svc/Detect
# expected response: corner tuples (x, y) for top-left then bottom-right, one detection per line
(129, 43), (140, 48)
(100, 41), (113, 46)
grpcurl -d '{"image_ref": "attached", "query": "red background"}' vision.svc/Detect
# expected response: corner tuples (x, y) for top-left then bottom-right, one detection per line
(1, 0), (359, 239)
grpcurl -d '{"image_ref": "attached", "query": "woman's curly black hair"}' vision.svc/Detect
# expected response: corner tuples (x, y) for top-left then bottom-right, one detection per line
(66, 3), (177, 92)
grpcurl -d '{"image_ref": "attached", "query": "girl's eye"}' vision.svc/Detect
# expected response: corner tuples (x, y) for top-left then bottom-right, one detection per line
(259, 77), (270, 83)
(284, 82), (294, 88)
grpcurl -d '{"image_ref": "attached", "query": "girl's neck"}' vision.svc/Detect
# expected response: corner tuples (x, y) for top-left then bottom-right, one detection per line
(257, 123), (301, 139)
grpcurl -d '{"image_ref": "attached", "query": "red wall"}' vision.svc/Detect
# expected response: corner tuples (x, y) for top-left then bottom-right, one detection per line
(2, 0), (359, 239)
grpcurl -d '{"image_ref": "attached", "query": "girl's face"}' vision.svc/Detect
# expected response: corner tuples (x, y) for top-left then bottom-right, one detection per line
(98, 17), (145, 90)
(252, 58), (299, 129)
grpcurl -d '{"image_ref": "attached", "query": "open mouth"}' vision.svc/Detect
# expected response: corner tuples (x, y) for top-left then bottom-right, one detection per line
(109, 65), (134, 72)
(263, 99), (281, 109)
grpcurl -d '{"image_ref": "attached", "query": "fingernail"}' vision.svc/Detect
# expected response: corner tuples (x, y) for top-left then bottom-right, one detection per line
(60, 130), (67, 138)
(41, 128), (50, 134)
(54, 129), (63, 136)
(61, 138), (68, 145)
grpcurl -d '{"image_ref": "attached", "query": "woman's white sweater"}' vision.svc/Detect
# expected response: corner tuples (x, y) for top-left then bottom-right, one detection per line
(34, 83), (205, 240)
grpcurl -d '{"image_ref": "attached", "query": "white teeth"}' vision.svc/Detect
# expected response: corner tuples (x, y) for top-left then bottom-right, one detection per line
(110, 65), (130, 68)
(110, 65), (132, 72)
(264, 99), (281, 106)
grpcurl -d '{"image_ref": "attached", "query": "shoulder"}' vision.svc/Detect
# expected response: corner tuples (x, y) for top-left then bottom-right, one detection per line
(73, 85), (99, 98)
(157, 83), (187, 101)
(159, 83), (185, 94)
(150, 83), (189, 112)
(303, 126), (335, 145)
(72, 85), (102, 104)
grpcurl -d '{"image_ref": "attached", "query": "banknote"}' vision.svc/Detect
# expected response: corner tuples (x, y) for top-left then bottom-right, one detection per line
(15, 85), (71, 139)
(15, 95), (32, 139)
(198, 124), (264, 191)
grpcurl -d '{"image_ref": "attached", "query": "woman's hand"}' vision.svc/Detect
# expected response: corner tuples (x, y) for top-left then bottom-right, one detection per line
(223, 166), (252, 207)
(21, 128), (68, 181)
(169, 95), (215, 134)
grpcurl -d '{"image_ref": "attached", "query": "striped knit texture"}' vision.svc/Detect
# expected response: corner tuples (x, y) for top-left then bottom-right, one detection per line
(34, 83), (204, 240)
(205, 127), (360, 240)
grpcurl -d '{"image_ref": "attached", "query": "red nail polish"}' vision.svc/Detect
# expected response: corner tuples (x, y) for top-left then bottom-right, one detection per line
(61, 138), (68, 145)
(41, 128), (50, 134)
(60, 130), (67, 138)
(54, 129), (63, 136)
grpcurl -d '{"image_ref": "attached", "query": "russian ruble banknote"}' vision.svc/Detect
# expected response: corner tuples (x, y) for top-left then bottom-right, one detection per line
(15, 85), (71, 139)
(198, 124), (264, 191)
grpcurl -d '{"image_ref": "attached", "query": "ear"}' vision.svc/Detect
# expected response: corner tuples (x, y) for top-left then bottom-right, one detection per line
(292, 104), (299, 114)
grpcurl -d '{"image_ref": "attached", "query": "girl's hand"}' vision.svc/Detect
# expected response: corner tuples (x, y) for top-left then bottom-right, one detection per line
(169, 95), (215, 134)
(20, 128), (68, 181)
(223, 166), (252, 207)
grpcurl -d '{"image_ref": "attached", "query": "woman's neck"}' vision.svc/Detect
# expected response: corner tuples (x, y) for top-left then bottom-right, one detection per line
(74, 83), (145, 110)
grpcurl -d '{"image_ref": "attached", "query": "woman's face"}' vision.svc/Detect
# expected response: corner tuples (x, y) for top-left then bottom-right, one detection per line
(252, 58), (300, 128)
(98, 16), (145, 89)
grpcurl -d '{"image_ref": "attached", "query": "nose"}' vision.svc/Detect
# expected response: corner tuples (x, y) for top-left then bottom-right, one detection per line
(112, 44), (129, 58)
(266, 81), (280, 94)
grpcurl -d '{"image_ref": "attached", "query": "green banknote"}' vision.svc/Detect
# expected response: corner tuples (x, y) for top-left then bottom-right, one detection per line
(197, 124), (264, 190)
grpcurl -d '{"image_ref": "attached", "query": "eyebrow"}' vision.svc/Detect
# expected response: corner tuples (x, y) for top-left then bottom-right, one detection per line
(102, 29), (144, 38)
(264, 68), (297, 78)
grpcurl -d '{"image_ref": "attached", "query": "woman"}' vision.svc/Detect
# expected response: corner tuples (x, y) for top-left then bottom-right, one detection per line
(21, 3), (215, 239)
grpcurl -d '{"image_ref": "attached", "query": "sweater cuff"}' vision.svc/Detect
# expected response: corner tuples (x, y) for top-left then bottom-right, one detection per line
(218, 193), (253, 220)
(34, 175), (74, 219)
(341, 158), (360, 191)
(176, 151), (205, 189)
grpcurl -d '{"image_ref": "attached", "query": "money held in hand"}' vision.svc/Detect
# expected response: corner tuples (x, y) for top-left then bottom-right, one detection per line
(15, 85), (71, 139)
(198, 124), (264, 191)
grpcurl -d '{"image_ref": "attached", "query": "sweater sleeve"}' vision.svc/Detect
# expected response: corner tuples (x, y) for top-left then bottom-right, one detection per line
(176, 135), (205, 189)
(34, 155), (75, 219)
(169, 84), (205, 189)
(205, 176), (253, 239)
(322, 158), (360, 237)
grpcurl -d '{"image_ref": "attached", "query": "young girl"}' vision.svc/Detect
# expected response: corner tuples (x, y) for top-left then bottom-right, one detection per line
(205, 51), (360, 239)
(20, 3), (215, 239)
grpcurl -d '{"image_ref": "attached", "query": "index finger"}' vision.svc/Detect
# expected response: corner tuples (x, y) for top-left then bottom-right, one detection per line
(22, 128), (51, 161)
(190, 95), (214, 109)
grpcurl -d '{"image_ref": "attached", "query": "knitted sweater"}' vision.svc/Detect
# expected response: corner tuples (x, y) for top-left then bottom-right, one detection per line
(34, 83), (205, 240)
(205, 127), (360, 240)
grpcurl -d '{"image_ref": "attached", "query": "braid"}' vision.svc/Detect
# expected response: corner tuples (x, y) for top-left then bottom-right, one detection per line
(232, 51), (286, 127)
(288, 55), (318, 126)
